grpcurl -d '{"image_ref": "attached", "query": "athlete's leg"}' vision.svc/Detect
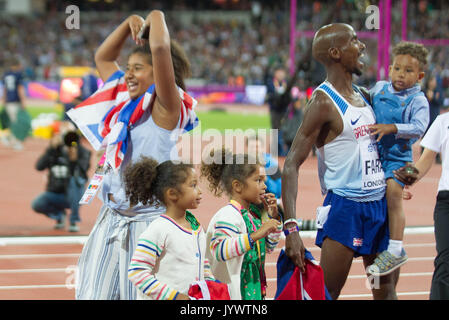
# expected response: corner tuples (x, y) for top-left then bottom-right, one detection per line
(320, 237), (354, 300)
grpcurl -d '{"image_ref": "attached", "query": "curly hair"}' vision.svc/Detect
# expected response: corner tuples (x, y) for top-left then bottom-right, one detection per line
(130, 40), (191, 90)
(200, 148), (260, 197)
(392, 41), (429, 70)
(123, 156), (193, 207)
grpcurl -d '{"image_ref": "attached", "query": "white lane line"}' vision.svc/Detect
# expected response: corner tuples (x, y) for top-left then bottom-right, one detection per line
(0, 236), (87, 246)
(0, 226), (435, 245)
(0, 284), (70, 290)
(353, 256), (434, 263)
(345, 272), (433, 279)
(266, 272), (433, 282)
(340, 291), (430, 299)
(0, 253), (80, 259)
(0, 268), (68, 273)
(266, 256), (434, 267)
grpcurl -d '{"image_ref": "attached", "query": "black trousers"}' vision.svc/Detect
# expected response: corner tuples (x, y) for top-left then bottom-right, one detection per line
(430, 190), (449, 300)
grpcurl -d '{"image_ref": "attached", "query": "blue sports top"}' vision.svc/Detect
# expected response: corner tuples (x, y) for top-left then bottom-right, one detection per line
(370, 81), (429, 162)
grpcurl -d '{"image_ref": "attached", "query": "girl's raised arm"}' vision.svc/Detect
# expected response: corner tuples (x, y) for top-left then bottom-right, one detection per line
(94, 15), (144, 82)
(143, 10), (182, 130)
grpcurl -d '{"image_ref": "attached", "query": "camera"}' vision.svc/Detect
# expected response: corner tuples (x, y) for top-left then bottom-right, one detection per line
(63, 131), (80, 147)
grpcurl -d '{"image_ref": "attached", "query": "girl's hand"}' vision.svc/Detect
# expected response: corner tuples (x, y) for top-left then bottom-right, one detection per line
(128, 15), (145, 45)
(262, 193), (279, 219)
(250, 219), (281, 242)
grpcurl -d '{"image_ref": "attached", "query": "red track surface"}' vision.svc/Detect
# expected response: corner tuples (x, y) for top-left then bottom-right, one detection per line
(0, 127), (442, 300)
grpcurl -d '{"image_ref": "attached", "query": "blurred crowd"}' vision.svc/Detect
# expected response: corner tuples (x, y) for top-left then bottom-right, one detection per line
(1, 0), (449, 92)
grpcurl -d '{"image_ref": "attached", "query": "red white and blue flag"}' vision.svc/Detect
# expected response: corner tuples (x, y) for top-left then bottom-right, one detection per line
(66, 70), (198, 172)
(275, 248), (332, 300)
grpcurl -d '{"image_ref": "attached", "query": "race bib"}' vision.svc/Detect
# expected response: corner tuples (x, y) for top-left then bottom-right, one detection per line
(360, 139), (386, 190)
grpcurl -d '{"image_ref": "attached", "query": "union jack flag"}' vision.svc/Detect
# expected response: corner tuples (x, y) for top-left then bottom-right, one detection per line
(66, 70), (198, 172)
(275, 249), (332, 300)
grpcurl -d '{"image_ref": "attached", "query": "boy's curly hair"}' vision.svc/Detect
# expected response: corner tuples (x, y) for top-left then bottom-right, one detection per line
(392, 41), (429, 70)
(200, 148), (261, 197)
(123, 156), (193, 207)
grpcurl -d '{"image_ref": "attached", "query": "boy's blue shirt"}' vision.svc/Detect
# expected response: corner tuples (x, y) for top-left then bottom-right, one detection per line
(369, 80), (429, 163)
(369, 80), (429, 140)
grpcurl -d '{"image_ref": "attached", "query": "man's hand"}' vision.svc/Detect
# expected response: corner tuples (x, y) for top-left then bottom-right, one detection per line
(393, 164), (419, 186)
(285, 231), (306, 273)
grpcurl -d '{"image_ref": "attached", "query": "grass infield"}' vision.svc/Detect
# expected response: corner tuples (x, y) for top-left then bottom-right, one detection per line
(1, 105), (271, 132)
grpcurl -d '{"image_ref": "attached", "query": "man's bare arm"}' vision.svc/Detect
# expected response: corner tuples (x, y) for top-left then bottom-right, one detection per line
(281, 90), (336, 269)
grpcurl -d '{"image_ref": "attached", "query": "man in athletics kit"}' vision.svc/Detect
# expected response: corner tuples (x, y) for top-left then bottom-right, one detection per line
(281, 23), (398, 300)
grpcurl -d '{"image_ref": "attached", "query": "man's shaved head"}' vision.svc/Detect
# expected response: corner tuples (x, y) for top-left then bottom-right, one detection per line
(312, 23), (355, 65)
(311, 23), (366, 76)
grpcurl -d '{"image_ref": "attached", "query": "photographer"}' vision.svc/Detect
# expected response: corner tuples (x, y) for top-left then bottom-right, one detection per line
(31, 129), (91, 232)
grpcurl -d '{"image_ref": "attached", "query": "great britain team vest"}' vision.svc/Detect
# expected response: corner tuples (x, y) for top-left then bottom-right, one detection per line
(315, 81), (386, 201)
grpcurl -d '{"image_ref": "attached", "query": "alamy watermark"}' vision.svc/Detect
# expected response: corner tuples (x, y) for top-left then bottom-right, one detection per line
(169, 125), (279, 174)
(365, 5), (380, 30)
(65, 5), (80, 30)
(65, 265), (78, 289)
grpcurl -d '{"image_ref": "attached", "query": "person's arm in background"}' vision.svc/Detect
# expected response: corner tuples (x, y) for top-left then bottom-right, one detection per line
(412, 148), (437, 182)
(36, 135), (62, 171)
(394, 115), (442, 185)
(68, 145), (91, 180)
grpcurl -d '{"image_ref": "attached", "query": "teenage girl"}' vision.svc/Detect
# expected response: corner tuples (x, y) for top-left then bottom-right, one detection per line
(75, 10), (195, 300)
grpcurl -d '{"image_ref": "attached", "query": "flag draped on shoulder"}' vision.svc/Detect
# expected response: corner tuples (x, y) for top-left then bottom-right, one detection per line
(66, 70), (198, 172)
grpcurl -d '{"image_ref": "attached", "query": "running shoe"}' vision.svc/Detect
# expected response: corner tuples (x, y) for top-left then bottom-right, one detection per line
(367, 249), (408, 276)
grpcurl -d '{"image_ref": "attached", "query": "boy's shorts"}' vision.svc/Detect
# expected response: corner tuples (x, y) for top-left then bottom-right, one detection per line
(315, 191), (389, 258)
(382, 159), (407, 187)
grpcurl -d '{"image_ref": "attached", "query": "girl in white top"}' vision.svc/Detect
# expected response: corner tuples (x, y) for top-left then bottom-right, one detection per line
(125, 157), (213, 300)
(201, 148), (282, 300)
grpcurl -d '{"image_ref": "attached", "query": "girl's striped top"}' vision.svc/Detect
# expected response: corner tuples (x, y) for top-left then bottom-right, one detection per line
(128, 213), (214, 300)
(205, 201), (282, 299)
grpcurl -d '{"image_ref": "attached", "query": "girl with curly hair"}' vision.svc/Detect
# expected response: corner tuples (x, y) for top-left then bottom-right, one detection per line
(124, 156), (213, 300)
(201, 148), (282, 300)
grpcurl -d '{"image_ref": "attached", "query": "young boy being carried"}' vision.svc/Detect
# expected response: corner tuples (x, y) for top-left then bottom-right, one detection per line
(367, 41), (430, 276)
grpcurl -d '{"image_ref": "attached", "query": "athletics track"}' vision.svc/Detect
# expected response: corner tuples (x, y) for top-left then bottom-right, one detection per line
(0, 109), (443, 300)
